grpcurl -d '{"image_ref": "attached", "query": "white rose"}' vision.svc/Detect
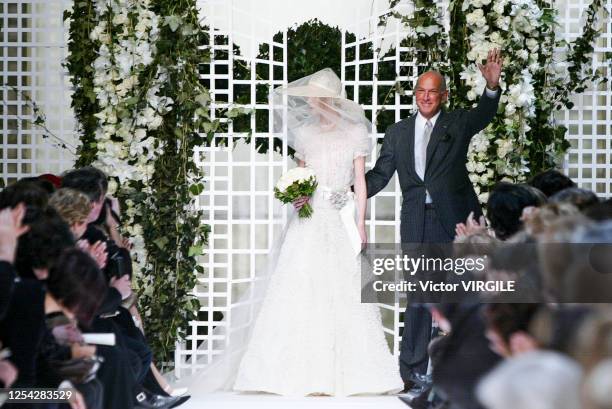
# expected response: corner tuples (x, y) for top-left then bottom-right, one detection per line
(133, 224), (144, 236)
(496, 16), (510, 30)
(517, 49), (529, 61)
(107, 179), (118, 195)
(466, 161), (476, 172)
(475, 162), (486, 173)
(467, 90), (478, 101)
(478, 192), (490, 203)
(493, 1), (506, 14)
(134, 128), (147, 141)
(526, 38), (539, 52)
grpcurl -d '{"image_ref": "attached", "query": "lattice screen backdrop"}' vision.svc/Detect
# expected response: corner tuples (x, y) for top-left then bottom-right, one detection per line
(174, 0), (289, 377)
(1, 0), (611, 374)
(341, 0), (416, 357)
(559, 0), (612, 197)
(0, 0), (75, 187)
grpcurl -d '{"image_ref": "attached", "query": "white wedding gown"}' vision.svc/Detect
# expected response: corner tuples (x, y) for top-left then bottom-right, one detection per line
(230, 122), (402, 396)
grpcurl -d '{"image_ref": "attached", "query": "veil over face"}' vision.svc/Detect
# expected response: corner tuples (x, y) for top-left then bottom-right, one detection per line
(272, 68), (372, 155)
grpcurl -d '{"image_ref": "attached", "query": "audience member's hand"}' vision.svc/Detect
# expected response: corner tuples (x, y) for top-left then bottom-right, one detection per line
(68, 389), (86, 409)
(77, 240), (107, 269)
(108, 195), (121, 217)
(110, 275), (132, 300)
(509, 332), (538, 356)
(455, 211), (490, 238)
(118, 236), (133, 250)
(520, 205), (538, 222)
(52, 324), (84, 345)
(71, 343), (96, 359)
(0, 203), (29, 264)
(292, 196), (310, 211)
(0, 360), (18, 388)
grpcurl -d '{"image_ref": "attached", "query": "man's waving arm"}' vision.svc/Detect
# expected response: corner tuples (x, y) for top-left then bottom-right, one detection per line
(465, 48), (504, 136)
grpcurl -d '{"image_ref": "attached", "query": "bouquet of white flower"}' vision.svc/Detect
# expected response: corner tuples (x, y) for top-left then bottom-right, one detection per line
(274, 167), (317, 218)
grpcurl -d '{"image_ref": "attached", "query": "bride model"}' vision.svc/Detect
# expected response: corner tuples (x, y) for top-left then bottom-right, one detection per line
(185, 68), (402, 397)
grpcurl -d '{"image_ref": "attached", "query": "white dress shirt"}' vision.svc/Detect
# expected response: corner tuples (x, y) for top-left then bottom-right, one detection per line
(415, 87), (499, 204)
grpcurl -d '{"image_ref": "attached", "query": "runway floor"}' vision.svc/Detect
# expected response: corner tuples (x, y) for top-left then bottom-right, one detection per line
(180, 392), (410, 409)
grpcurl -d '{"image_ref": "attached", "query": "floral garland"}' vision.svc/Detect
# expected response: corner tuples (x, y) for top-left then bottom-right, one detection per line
(381, 0), (607, 203)
(67, 0), (218, 362)
(87, 0), (168, 272)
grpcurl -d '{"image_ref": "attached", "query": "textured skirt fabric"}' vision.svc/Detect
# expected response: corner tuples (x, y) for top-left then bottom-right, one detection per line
(232, 200), (402, 396)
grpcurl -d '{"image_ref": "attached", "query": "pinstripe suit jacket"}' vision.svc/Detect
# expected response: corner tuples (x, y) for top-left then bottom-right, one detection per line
(365, 90), (501, 243)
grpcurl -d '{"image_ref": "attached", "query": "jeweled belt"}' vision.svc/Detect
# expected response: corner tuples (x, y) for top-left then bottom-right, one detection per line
(318, 186), (362, 256)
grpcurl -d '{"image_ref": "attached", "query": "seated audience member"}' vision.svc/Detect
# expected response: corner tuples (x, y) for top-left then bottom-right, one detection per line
(477, 351), (583, 409)
(61, 168), (183, 408)
(486, 183), (544, 240)
(549, 187), (599, 211)
(0, 204), (27, 319)
(529, 169), (576, 198)
(49, 188), (92, 240)
(583, 359), (612, 409)
(521, 202), (579, 236)
(1, 248), (106, 408)
(483, 303), (541, 357)
(572, 306), (612, 371)
(0, 179), (50, 210)
(14, 206), (76, 281)
(0, 204), (27, 391)
(523, 185), (548, 205)
(584, 198), (612, 221)
(528, 306), (593, 355)
(541, 221), (612, 303)
(428, 304), (502, 409)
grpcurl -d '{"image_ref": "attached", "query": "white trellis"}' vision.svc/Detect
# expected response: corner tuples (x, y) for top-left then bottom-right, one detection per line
(0, 0), (76, 187)
(174, 0), (288, 377)
(559, 0), (612, 197)
(341, 0), (416, 357)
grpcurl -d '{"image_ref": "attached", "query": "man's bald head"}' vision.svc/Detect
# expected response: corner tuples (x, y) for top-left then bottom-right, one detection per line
(414, 71), (449, 119)
(416, 71), (447, 92)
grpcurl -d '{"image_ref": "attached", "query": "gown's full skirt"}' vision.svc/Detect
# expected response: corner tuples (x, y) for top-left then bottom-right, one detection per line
(232, 195), (403, 396)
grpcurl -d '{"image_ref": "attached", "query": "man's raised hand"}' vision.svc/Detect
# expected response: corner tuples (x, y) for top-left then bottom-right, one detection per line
(478, 48), (503, 90)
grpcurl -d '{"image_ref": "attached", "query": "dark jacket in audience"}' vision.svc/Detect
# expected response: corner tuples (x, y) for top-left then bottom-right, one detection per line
(431, 304), (502, 409)
(0, 278), (47, 388)
(0, 261), (15, 321)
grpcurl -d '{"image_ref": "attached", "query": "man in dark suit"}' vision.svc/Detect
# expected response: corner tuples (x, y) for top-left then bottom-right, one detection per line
(365, 49), (503, 391)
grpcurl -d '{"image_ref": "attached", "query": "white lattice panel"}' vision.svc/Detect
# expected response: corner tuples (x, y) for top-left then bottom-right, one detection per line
(342, 0), (416, 357)
(560, 0), (612, 198)
(0, 0), (76, 187)
(174, 0), (288, 377)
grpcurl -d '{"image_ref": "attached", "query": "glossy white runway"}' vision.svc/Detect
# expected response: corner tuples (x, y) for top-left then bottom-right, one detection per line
(180, 392), (409, 409)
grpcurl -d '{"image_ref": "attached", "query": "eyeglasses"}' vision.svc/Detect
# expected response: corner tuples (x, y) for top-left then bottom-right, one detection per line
(414, 88), (442, 97)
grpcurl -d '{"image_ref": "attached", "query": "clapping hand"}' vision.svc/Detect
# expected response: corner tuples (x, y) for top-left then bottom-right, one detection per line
(478, 48), (503, 90)
(455, 211), (490, 239)
(0, 203), (29, 264)
(77, 239), (108, 269)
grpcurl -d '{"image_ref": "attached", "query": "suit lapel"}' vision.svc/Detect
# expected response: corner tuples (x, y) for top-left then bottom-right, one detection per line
(402, 114), (418, 180)
(425, 110), (450, 175)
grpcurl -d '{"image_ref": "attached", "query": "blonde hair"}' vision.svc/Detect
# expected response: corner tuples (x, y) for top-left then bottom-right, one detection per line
(49, 188), (91, 226)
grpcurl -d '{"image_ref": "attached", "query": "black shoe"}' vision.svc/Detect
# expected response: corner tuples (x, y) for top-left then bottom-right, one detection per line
(401, 380), (416, 394)
(405, 387), (433, 409)
(134, 392), (181, 409)
(169, 395), (190, 408)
